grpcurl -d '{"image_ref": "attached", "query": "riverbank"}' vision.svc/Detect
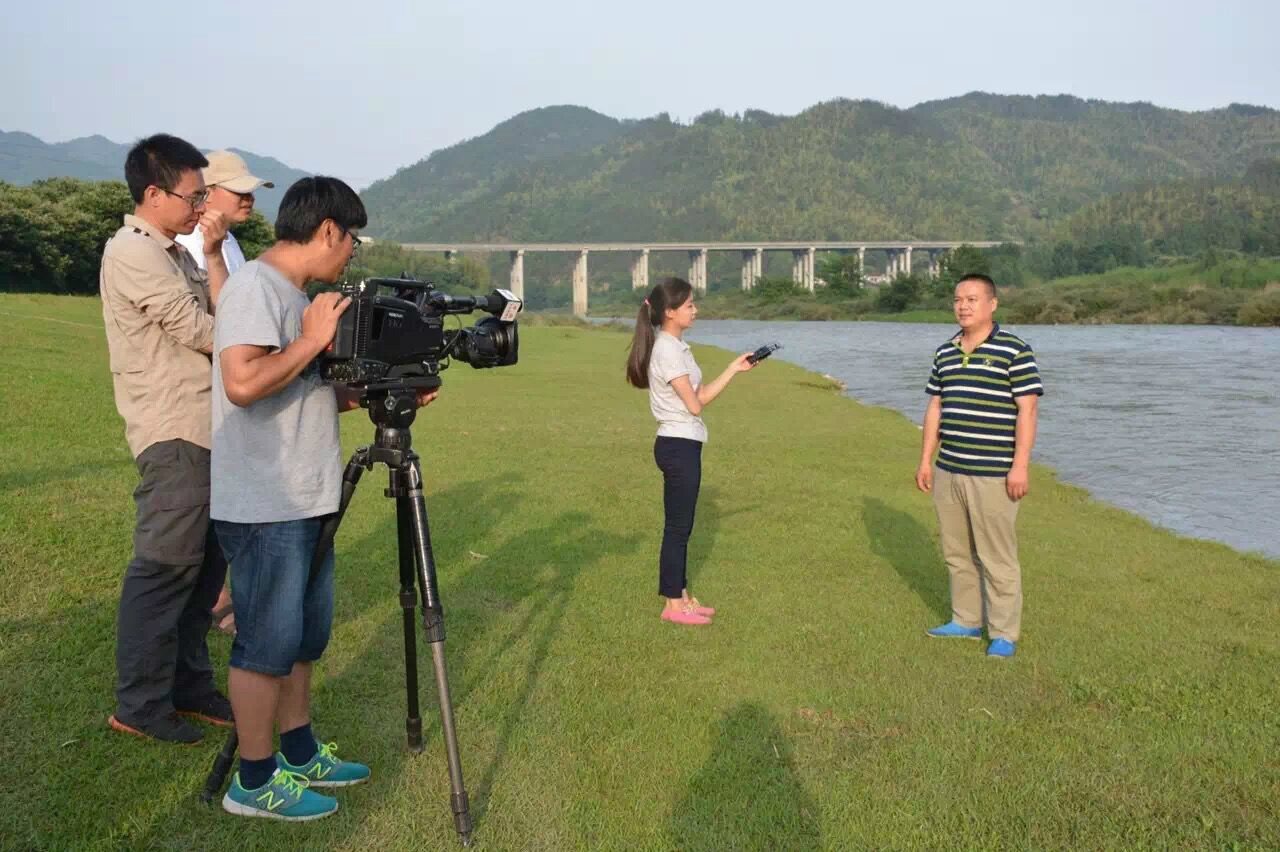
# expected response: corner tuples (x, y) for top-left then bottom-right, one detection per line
(2, 294), (1277, 850)
(586, 257), (1280, 325)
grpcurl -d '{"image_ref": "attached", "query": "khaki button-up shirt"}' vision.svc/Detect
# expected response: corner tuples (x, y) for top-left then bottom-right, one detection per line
(100, 214), (215, 458)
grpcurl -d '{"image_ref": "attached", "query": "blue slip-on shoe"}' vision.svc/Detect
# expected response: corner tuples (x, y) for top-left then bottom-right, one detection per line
(926, 621), (983, 639)
(222, 769), (338, 821)
(277, 740), (371, 788)
(987, 638), (1016, 658)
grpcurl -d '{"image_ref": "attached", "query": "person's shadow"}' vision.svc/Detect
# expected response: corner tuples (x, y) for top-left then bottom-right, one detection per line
(862, 496), (949, 622)
(670, 702), (820, 851)
(683, 484), (721, 589)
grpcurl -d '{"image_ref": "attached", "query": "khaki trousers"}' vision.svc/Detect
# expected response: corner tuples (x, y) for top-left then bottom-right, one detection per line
(931, 467), (1022, 641)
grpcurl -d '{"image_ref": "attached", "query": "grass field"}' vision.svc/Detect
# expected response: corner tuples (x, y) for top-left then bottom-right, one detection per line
(1, 293), (1277, 851)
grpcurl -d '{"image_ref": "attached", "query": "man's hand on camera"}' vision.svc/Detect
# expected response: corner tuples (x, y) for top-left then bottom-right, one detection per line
(200, 210), (229, 256)
(301, 292), (351, 354)
(417, 388), (440, 407)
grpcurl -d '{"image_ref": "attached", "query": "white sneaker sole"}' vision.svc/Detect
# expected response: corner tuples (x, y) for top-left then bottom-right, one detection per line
(222, 793), (338, 821)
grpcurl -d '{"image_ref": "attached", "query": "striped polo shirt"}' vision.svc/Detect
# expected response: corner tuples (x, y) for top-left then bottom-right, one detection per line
(925, 323), (1043, 477)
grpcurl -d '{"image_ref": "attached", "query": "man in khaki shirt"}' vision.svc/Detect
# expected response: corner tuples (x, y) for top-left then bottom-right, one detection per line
(101, 133), (233, 744)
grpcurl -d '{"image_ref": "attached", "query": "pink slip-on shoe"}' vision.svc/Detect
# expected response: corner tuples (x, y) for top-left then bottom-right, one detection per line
(686, 598), (715, 617)
(661, 609), (712, 626)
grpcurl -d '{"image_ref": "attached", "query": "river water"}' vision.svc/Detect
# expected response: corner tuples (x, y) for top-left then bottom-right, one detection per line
(675, 320), (1279, 559)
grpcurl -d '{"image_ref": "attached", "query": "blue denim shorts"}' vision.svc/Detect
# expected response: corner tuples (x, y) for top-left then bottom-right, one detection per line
(214, 517), (335, 677)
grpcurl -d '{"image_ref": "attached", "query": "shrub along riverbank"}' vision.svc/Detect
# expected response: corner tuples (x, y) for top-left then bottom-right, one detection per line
(2, 294), (1277, 849)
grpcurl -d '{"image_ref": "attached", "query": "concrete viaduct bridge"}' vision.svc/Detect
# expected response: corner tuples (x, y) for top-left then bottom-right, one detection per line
(403, 241), (1005, 316)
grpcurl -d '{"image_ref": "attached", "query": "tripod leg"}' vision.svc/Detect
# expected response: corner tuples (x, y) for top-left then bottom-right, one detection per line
(403, 457), (473, 845)
(311, 450), (367, 575)
(396, 498), (424, 753)
(200, 728), (238, 805)
(429, 640), (471, 844)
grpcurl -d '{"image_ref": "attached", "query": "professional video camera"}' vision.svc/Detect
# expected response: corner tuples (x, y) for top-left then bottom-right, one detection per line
(320, 276), (522, 390)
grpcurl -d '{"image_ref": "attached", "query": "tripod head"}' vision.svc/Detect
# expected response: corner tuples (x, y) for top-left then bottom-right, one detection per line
(363, 384), (423, 431)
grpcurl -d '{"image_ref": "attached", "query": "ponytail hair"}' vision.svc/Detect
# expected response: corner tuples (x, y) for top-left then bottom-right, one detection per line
(626, 277), (693, 388)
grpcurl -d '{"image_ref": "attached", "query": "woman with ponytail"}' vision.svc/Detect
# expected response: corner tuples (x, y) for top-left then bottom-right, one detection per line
(627, 278), (757, 626)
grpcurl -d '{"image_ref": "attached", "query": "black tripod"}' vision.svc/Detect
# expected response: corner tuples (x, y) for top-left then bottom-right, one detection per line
(201, 384), (473, 845)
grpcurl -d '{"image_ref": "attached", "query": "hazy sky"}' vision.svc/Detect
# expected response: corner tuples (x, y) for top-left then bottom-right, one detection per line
(3, 0), (1277, 188)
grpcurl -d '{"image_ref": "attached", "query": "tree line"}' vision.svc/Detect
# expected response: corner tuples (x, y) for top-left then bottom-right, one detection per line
(0, 178), (489, 295)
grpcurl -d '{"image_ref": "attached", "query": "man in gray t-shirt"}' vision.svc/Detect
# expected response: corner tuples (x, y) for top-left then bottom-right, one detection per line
(211, 259), (343, 523)
(210, 177), (438, 821)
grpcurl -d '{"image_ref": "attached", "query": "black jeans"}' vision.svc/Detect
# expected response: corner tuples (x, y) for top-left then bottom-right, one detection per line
(654, 436), (703, 598)
(114, 440), (226, 725)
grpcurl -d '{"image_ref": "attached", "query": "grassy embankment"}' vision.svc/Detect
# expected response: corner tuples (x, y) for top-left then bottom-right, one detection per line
(585, 258), (1280, 325)
(1, 293), (1277, 850)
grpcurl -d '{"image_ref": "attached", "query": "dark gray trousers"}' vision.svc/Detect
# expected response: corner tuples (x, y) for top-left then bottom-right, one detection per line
(114, 440), (226, 725)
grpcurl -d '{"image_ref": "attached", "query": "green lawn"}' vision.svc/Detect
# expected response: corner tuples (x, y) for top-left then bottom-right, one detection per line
(1, 293), (1277, 851)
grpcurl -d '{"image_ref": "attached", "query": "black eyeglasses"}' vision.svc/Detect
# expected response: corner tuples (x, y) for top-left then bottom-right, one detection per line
(338, 224), (361, 257)
(160, 188), (210, 209)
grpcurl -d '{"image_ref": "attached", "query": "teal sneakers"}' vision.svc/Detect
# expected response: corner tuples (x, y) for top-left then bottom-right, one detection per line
(222, 769), (338, 821)
(277, 740), (371, 788)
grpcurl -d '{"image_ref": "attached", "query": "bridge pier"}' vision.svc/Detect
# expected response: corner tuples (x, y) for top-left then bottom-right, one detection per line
(857, 247), (866, 283)
(928, 250), (942, 278)
(687, 248), (708, 293)
(572, 249), (589, 317)
(741, 248), (763, 290)
(903, 246), (913, 276)
(792, 248), (817, 291)
(509, 250), (524, 300)
(631, 248), (649, 291)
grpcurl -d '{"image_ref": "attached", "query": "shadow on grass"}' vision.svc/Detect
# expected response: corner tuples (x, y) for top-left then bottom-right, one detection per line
(671, 702), (820, 851)
(684, 484), (721, 592)
(862, 496), (949, 621)
(684, 486), (752, 594)
(459, 509), (641, 829)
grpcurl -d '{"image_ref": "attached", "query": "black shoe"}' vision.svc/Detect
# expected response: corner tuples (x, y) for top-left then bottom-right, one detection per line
(108, 712), (204, 744)
(175, 691), (234, 728)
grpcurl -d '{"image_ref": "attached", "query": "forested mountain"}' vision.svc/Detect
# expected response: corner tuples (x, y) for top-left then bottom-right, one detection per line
(0, 131), (309, 220)
(1051, 158), (1280, 260)
(361, 95), (1280, 242)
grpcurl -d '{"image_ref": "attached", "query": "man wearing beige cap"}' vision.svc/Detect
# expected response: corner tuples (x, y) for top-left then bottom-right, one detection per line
(175, 151), (274, 636)
(176, 150), (274, 297)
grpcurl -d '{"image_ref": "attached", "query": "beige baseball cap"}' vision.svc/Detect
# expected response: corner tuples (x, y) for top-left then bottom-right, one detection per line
(203, 150), (274, 193)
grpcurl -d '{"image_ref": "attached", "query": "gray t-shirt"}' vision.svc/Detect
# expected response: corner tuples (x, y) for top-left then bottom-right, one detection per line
(648, 331), (707, 442)
(210, 260), (341, 523)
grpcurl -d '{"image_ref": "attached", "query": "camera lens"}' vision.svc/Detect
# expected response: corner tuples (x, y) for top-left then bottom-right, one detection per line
(454, 317), (518, 368)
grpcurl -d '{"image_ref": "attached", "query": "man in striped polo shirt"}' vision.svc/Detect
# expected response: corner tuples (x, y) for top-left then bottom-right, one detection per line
(914, 273), (1043, 658)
